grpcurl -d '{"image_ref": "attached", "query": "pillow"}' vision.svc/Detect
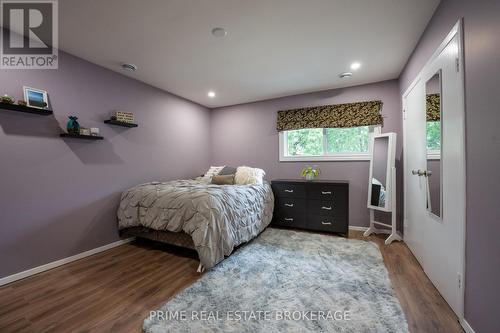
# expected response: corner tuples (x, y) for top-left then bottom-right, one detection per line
(211, 174), (235, 185)
(218, 166), (237, 176)
(234, 166), (266, 185)
(202, 166), (225, 180)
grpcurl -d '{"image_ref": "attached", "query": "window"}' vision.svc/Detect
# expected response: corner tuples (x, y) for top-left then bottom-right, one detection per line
(426, 120), (441, 159)
(426, 121), (441, 150)
(279, 125), (381, 161)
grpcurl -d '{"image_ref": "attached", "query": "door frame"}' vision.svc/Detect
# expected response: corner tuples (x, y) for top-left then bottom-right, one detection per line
(402, 19), (466, 320)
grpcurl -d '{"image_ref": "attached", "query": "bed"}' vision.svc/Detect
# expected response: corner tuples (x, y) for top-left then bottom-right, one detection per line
(117, 178), (274, 270)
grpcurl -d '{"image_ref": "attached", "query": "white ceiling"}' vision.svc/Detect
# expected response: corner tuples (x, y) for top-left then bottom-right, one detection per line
(59, 0), (440, 108)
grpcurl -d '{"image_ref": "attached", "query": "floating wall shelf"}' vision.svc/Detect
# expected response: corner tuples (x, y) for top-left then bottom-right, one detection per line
(104, 119), (138, 128)
(60, 133), (103, 140)
(0, 102), (53, 116)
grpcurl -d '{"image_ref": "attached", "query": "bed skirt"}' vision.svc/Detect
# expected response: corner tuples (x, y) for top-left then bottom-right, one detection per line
(120, 227), (195, 250)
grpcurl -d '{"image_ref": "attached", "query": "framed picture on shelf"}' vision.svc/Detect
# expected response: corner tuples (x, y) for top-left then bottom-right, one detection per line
(23, 86), (49, 109)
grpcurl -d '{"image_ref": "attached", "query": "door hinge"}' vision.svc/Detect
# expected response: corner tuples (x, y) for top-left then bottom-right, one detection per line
(455, 57), (460, 72)
(403, 109), (406, 120)
(458, 273), (462, 290)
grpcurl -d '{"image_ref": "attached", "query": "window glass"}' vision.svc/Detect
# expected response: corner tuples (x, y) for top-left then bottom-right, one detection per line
(426, 121), (441, 151)
(325, 126), (370, 153)
(286, 128), (323, 156)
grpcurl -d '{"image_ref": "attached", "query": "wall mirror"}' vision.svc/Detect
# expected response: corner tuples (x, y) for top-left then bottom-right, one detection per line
(367, 133), (396, 211)
(425, 71), (442, 218)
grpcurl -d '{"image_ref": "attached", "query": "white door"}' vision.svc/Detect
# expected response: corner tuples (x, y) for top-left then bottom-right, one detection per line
(403, 23), (465, 317)
(402, 79), (426, 265)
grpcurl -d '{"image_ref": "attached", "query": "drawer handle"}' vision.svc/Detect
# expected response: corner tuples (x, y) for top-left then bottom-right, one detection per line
(284, 189), (294, 193)
(321, 221), (332, 225)
(284, 218), (294, 222)
(321, 191), (332, 195)
(321, 206), (332, 210)
(285, 203), (294, 207)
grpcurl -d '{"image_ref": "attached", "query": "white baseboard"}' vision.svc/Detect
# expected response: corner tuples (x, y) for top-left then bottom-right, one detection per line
(460, 319), (475, 333)
(349, 226), (398, 237)
(348, 226), (369, 232)
(0, 237), (135, 287)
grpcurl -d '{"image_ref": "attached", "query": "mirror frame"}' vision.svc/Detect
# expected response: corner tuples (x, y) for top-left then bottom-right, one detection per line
(367, 132), (397, 212)
(425, 69), (443, 219)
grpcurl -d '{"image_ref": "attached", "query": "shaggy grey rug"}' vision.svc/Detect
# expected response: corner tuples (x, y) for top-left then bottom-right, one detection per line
(144, 228), (409, 333)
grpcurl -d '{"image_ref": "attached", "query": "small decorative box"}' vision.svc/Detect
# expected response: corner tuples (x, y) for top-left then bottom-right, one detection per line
(79, 128), (91, 136)
(113, 111), (135, 124)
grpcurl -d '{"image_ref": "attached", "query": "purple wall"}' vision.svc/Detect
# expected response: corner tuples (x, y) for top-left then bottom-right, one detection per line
(0, 51), (211, 279)
(399, 0), (500, 331)
(210, 80), (402, 228)
(427, 159), (441, 217)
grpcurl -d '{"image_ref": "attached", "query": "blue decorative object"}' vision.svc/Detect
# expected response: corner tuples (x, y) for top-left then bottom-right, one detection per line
(67, 116), (80, 134)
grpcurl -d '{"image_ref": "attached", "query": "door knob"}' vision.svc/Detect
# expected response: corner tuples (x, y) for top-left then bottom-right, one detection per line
(411, 169), (425, 176)
(411, 169), (432, 177)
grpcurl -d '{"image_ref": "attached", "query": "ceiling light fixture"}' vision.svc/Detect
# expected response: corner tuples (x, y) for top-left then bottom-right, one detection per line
(339, 72), (353, 79)
(121, 63), (137, 72)
(350, 62), (361, 70)
(211, 27), (227, 38)
(208, 91), (216, 98)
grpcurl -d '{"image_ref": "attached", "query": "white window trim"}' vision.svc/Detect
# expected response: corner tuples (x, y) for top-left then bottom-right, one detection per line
(279, 126), (381, 162)
(427, 150), (441, 160)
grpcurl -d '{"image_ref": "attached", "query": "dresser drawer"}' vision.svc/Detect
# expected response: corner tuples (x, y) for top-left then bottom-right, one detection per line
(272, 183), (306, 198)
(272, 213), (306, 228)
(275, 197), (307, 215)
(307, 183), (347, 201)
(306, 214), (348, 233)
(307, 199), (347, 217)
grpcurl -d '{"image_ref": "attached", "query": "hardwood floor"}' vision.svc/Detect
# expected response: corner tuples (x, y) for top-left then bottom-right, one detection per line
(350, 231), (463, 333)
(0, 229), (463, 333)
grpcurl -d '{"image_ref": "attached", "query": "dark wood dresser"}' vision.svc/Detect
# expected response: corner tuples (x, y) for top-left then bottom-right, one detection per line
(271, 179), (349, 236)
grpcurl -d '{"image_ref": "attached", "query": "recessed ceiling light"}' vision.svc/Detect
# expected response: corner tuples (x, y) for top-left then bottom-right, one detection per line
(208, 91), (216, 98)
(211, 27), (227, 38)
(350, 62), (361, 70)
(339, 72), (353, 78)
(121, 63), (137, 72)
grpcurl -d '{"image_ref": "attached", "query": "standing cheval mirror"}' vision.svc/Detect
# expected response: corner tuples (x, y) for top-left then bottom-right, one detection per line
(364, 132), (401, 244)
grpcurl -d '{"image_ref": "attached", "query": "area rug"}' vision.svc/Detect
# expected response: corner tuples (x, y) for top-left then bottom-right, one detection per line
(143, 228), (409, 333)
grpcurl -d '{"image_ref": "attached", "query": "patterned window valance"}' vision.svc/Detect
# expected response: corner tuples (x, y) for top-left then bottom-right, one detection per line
(276, 100), (383, 131)
(426, 93), (441, 121)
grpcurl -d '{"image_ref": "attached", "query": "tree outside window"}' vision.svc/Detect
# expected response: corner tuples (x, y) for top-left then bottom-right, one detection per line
(285, 126), (372, 156)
